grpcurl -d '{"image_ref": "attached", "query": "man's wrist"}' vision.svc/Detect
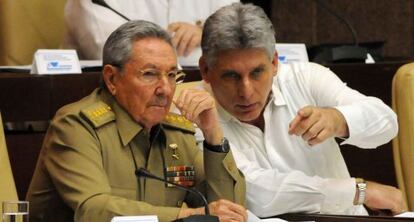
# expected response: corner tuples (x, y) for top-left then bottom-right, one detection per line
(202, 126), (223, 145)
(204, 137), (230, 153)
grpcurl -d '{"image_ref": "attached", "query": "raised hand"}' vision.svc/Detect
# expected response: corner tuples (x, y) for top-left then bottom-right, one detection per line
(168, 22), (202, 57)
(174, 88), (223, 145)
(288, 105), (349, 146)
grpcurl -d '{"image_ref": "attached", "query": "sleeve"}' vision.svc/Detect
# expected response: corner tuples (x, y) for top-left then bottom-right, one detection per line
(230, 143), (357, 217)
(63, 0), (126, 59)
(44, 114), (181, 222)
(203, 148), (246, 206)
(305, 62), (398, 148)
(211, 0), (240, 10)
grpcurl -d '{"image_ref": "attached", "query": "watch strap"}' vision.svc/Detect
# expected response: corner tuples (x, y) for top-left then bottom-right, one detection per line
(203, 137), (230, 153)
(354, 178), (367, 205)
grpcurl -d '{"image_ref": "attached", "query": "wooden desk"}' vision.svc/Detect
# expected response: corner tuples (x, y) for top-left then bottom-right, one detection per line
(277, 213), (413, 221)
(0, 62), (405, 199)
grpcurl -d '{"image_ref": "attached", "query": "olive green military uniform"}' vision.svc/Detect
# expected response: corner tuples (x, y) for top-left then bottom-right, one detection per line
(26, 88), (245, 222)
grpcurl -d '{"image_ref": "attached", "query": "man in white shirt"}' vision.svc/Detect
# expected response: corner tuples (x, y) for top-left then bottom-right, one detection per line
(63, 0), (238, 66)
(196, 2), (407, 217)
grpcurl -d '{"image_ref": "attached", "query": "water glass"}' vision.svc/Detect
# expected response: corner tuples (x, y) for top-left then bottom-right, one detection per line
(2, 201), (29, 222)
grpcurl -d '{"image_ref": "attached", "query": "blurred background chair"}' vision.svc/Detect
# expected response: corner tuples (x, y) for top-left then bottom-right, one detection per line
(0, 0), (66, 65)
(392, 62), (414, 210)
(0, 112), (18, 220)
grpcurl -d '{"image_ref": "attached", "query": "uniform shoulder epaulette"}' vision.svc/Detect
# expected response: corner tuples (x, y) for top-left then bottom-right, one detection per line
(162, 113), (195, 134)
(80, 102), (115, 128)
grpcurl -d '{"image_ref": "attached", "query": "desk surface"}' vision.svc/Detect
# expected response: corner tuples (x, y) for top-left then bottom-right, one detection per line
(278, 213), (414, 221)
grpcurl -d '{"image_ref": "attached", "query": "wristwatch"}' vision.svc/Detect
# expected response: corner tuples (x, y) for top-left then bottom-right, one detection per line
(203, 137), (230, 153)
(354, 178), (367, 205)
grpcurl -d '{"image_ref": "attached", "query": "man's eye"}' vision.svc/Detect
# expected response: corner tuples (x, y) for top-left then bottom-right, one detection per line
(251, 68), (264, 79)
(142, 71), (158, 77)
(222, 72), (240, 80)
(167, 72), (177, 79)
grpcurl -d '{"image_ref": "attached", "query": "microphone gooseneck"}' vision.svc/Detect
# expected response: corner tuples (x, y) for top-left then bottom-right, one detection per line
(135, 167), (211, 216)
(314, 0), (359, 45)
(91, 0), (131, 21)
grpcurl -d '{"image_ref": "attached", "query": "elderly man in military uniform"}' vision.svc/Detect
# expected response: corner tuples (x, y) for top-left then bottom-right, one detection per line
(26, 20), (246, 222)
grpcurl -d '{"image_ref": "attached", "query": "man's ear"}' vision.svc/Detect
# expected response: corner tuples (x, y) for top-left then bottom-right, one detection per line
(102, 65), (119, 95)
(272, 51), (278, 76)
(199, 56), (210, 83)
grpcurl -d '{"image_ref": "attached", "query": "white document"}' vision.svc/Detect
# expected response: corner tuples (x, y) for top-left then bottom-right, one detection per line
(31, 49), (81, 74)
(395, 211), (414, 218)
(275, 43), (309, 64)
(247, 210), (288, 222)
(111, 215), (158, 222)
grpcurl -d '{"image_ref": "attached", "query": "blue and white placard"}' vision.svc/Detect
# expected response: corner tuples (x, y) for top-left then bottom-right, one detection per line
(31, 49), (81, 74)
(275, 43), (309, 64)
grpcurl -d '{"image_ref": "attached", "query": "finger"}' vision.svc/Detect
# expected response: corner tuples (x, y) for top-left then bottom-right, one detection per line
(214, 199), (247, 221)
(215, 207), (245, 222)
(183, 91), (209, 120)
(174, 89), (192, 116)
(302, 120), (323, 141)
(188, 94), (213, 121)
(218, 213), (245, 222)
(288, 115), (304, 134)
(177, 29), (193, 56)
(172, 27), (187, 55)
(290, 116), (316, 137)
(179, 89), (208, 120)
(171, 26), (186, 48)
(185, 34), (200, 56)
(167, 22), (180, 33)
(308, 127), (329, 146)
(226, 202), (247, 220)
(191, 99), (215, 125)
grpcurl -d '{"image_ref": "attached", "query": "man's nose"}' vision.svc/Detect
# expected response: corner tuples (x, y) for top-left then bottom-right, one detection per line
(238, 77), (254, 99)
(155, 76), (174, 95)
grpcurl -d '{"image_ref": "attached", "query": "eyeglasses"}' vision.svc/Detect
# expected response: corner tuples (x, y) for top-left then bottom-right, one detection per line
(136, 68), (186, 85)
(112, 63), (186, 85)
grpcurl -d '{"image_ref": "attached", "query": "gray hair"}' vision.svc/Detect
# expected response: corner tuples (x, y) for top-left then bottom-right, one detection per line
(102, 20), (173, 69)
(201, 3), (276, 67)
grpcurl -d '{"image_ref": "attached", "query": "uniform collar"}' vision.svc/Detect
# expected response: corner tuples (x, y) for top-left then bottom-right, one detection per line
(100, 89), (144, 147)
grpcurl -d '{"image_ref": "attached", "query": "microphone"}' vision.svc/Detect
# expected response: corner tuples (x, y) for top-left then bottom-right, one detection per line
(308, 0), (368, 64)
(135, 167), (219, 222)
(91, 0), (131, 21)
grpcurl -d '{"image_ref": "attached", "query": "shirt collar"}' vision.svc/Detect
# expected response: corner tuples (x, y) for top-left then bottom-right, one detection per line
(100, 89), (144, 147)
(271, 62), (287, 106)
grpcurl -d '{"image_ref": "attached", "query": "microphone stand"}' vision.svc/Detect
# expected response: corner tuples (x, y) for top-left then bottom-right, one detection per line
(136, 168), (219, 222)
(309, 0), (367, 64)
(91, 0), (131, 21)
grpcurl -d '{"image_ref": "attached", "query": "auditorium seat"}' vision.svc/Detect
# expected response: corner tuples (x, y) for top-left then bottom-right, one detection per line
(392, 62), (414, 210)
(0, 113), (19, 218)
(0, 0), (66, 65)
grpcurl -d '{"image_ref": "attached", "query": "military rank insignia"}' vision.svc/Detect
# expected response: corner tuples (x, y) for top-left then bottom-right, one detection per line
(165, 165), (195, 187)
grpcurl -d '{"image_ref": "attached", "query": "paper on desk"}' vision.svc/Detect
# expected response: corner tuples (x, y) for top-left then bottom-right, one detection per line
(79, 60), (102, 68)
(395, 211), (414, 218)
(247, 210), (287, 222)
